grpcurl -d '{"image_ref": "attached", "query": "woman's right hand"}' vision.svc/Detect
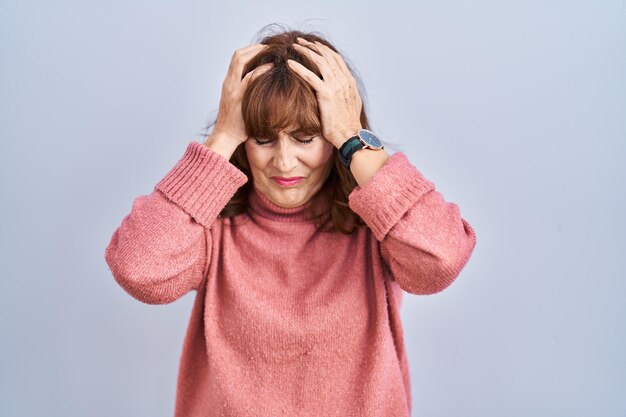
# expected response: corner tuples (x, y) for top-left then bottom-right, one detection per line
(212, 43), (272, 145)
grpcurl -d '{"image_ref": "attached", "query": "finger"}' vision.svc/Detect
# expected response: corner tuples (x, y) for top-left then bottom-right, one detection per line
(286, 59), (325, 92)
(308, 40), (355, 84)
(241, 63), (272, 87)
(320, 43), (355, 82)
(292, 43), (336, 82)
(295, 38), (342, 79)
(241, 42), (269, 52)
(231, 43), (268, 61)
(298, 38), (356, 86)
(295, 40), (340, 77)
(234, 44), (269, 66)
(229, 44), (270, 80)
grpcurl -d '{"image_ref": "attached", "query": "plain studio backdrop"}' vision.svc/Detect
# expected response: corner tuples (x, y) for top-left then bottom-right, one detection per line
(1, 1), (624, 416)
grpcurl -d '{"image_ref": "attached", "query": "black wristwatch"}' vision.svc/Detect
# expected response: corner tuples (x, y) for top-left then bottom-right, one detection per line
(338, 129), (385, 168)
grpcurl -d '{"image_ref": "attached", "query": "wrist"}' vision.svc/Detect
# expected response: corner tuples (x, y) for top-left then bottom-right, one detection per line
(203, 131), (243, 161)
(337, 128), (385, 169)
(328, 126), (362, 148)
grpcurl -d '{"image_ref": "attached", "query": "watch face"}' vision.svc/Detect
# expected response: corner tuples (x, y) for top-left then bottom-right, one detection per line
(359, 129), (383, 148)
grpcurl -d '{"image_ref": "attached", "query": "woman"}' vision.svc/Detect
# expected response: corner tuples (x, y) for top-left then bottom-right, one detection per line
(105, 29), (477, 417)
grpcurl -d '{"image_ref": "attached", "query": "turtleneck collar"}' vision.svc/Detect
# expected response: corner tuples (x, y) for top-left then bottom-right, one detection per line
(248, 184), (324, 223)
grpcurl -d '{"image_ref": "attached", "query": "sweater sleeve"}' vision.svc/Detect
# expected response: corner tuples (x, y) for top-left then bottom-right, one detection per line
(348, 151), (477, 295)
(104, 141), (248, 304)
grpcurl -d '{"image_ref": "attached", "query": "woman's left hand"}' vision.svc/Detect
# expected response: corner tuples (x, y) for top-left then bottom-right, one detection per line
(288, 37), (363, 149)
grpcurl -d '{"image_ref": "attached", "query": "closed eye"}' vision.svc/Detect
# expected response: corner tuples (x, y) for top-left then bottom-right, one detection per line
(253, 138), (273, 146)
(297, 137), (315, 144)
(253, 136), (317, 146)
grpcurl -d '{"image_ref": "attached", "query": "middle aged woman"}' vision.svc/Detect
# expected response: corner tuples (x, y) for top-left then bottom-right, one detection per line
(105, 27), (478, 417)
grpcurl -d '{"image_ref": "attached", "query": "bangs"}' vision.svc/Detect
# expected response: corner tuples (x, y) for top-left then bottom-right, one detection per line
(242, 69), (322, 141)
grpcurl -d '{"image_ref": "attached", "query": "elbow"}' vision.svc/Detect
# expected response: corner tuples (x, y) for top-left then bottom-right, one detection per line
(430, 229), (477, 294)
(421, 229), (477, 295)
(113, 275), (183, 305)
(388, 214), (477, 295)
(400, 266), (458, 295)
(394, 251), (472, 295)
(391, 255), (457, 295)
(107, 263), (177, 305)
(104, 244), (185, 305)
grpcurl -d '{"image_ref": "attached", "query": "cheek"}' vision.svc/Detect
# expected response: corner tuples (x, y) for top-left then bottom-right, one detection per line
(310, 142), (334, 165)
(244, 145), (265, 169)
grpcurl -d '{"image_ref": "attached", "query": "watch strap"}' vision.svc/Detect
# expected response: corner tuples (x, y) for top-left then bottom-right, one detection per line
(339, 136), (364, 168)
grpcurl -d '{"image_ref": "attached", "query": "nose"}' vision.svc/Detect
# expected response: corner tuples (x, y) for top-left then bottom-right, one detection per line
(272, 139), (299, 173)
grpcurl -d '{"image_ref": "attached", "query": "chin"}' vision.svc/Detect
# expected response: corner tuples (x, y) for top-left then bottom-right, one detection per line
(273, 192), (309, 207)
(276, 197), (305, 207)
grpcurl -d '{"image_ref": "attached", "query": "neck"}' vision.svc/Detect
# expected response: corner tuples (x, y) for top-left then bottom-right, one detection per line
(248, 184), (326, 223)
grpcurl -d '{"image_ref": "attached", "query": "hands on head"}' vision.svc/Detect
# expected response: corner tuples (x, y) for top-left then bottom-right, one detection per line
(208, 37), (363, 153)
(212, 44), (273, 146)
(288, 37), (362, 148)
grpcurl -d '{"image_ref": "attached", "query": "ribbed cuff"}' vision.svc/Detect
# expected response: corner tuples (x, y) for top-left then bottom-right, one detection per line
(348, 152), (435, 241)
(155, 141), (248, 228)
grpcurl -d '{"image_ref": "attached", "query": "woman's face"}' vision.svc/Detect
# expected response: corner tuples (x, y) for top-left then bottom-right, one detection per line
(244, 129), (335, 208)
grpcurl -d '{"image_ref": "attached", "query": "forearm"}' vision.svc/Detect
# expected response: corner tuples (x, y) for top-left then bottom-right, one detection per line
(347, 150), (477, 294)
(105, 191), (209, 304)
(105, 140), (249, 304)
(349, 148), (391, 188)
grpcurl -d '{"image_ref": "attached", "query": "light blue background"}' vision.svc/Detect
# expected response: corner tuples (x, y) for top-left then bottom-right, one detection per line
(1, 1), (624, 416)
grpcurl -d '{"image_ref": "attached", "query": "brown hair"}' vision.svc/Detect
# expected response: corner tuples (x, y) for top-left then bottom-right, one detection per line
(203, 25), (383, 234)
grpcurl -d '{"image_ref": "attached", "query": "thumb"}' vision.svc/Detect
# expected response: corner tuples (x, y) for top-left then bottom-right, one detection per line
(241, 63), (273, 88)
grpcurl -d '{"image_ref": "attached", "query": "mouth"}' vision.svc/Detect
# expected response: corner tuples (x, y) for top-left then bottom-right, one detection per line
(271, 176), (305, 187)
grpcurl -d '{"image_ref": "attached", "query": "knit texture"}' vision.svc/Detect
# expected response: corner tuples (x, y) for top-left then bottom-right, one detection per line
(105, 141), (477, 417)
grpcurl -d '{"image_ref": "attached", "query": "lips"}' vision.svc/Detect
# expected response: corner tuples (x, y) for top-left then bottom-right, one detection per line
(272, 176), (304, 186)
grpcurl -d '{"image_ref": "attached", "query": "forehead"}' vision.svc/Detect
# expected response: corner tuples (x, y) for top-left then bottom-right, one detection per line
(246, 92), (321, 140)
(252, 124), (321, 141)
(281, 124), (320, 134)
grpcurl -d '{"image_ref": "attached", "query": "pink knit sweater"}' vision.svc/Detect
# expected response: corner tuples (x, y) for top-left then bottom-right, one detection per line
(105, 140), (477, 417)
